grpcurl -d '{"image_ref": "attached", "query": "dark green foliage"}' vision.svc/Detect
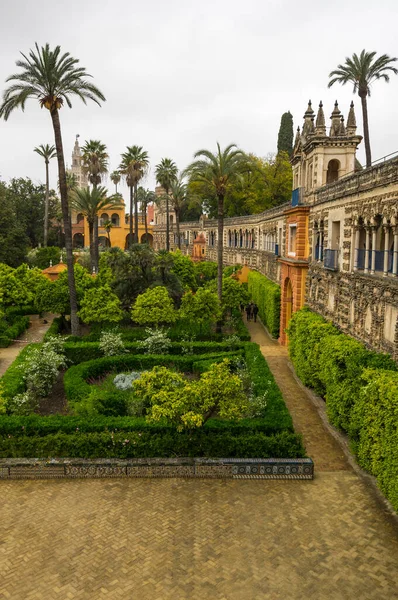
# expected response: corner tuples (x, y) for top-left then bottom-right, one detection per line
(277, 111), (294, 156)
(194, 261), (218, 286)
(247, 271), (281, 338)
(0, 344), (40, 399)
(29, 247), (61, 269)
(287, 308), (398, 512)
(0, 181), (29, 267)
(0, 429), (304, 459)
(0, 311), (30, 348)
(43, 316), (64, 340)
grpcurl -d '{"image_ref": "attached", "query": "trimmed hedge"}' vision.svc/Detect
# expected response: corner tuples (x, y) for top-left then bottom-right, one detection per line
(0, 315), (30, 348)
(63, 340), (244, 364)
(0, 429), (304, 459)
(287, 307), (398, 512)
(64, 351), (242, 405)
(43, 316), (64, 340)
(247, 271), (281, 338)
(0, 344), (40, 399)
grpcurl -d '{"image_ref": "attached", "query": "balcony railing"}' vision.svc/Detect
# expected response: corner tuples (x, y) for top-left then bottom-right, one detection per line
(275, 243), (279, 256)
(324, 249), (338, 271)
(356, 249), (394, 274)
(314, 245), (324, 261)
(291, 188), (302, 207)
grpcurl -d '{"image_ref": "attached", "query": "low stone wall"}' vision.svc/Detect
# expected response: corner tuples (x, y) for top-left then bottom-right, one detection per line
(0, 457), (314, 480)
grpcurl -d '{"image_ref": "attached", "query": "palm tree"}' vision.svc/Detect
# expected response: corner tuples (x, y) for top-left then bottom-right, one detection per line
(155, 158), (178, 251)
(81, 139), (108, 267)
(169, 177), (188, 250)
(185, 143), (247, 302)
(34, 143), (57, 246)
(102, 220), (113, 246)
(137, 187), (156, 241)
(70, 186), (123, 271)
(110, 170), (121, 194)
(119, 146), (149, 245)
(0, 43), (105, 334)
(328, 50), (398, 167)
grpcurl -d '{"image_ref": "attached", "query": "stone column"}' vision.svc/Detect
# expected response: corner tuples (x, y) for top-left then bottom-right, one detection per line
(364, 227), (370, 274)
(392, 227), (398, 277)
(383, 225), (390, 276)
(370, 227), (377, 275)
(312, 226), (317, 262)
(353, 227), (360, 272)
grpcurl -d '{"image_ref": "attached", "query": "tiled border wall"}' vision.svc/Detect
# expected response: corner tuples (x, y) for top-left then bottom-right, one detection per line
(0, 458), (314, 480)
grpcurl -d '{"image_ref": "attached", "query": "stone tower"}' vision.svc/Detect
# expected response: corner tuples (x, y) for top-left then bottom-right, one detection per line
(291, 100), (362, 199)
(69, 134), (88, 188)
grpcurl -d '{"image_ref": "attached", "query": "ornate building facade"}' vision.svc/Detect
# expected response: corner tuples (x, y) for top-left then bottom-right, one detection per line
(69, 137), (154, 250)
(153, 101), (398, 359)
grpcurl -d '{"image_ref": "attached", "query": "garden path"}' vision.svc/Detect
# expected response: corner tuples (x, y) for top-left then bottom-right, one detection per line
(0, 313), (55, 378)
(1, 319), (398, 599)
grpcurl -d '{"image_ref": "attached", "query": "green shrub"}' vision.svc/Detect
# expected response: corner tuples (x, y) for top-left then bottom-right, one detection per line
(43, 316), (64, 340)
(0, 429), (304, 459)
(0, 344), (40, 400)
(247, 271), (280, 338)
(0, 315), (30, 347)
(287, 307), (338, 394)
(287, 307), (398, 512)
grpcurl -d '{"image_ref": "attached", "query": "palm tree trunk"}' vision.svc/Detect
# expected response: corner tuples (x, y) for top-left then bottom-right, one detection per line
(166, 191), (170, 252)
(44, 160), (50, 247)
(144, 204), (148, 240)
(134, 182), (139, 244)
(50, 108), (80, 336)
(88, 219), (95, 271)
(93, 216), (99, 272)
(360, 92), (372, 168)
(129, 185), (133, 248)
(216, 193), (224, 334)
(175, 209), (181, 250)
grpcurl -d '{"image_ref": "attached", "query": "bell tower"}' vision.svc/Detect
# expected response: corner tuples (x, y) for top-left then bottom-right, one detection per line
(291, 100), (362, 199)
(69, 134), (88, 188)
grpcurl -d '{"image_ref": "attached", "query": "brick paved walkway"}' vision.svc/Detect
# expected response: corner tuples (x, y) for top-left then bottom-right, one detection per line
(1, 322), (398, 599)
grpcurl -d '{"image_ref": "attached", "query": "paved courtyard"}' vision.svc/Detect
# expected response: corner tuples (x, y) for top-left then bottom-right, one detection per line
(1, 321), (398, 599)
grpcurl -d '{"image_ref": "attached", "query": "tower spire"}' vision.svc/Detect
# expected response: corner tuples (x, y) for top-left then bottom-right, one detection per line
(315, 101), (326, 135)
(330, 101), (341, 137)
(346, 101), (357, 135)
(338, 116), (346, 136)
(302, 100), (315, 139)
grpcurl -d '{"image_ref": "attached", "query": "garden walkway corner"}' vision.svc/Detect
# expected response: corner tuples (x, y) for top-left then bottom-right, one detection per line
(0, 313), (55, 378)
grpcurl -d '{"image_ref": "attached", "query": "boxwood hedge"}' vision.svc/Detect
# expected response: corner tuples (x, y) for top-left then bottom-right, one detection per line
(287, 307), (398, 511)
(247, 271), (281, 338)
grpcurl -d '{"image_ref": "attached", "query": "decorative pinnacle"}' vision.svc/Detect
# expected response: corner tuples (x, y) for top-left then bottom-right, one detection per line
(338, 116), (346, 136)
(346, 101), (357, 133)
(315, 101), (326, 133)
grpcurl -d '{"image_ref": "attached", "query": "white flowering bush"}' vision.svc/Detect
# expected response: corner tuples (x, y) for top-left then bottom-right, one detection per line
(99, 330), (126, 356)
(180, 333), (194, 355)
(138, 328), (172, 354)
(9, 390), (38, 416)
(20, 339), (67, 398)
(248, 391), (268, 418)
(223, 334), (241, 350)
(113, 371), (141, 390)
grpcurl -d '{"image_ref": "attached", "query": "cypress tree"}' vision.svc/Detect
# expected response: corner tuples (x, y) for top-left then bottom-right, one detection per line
(277, 111), (294, 156)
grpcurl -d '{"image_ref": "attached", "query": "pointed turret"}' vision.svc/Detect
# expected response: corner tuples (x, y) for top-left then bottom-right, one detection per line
(315, 101), (326, 135)
(329, 101), (341, 137)
(302, 100), (315, 139)
(346, 101), (357, 135)
(338, 116), (346, 136)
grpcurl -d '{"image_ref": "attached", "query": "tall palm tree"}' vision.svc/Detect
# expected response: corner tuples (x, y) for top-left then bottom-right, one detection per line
(0, 43), (105, 334)
(119, 146), (149, 245)
(81, 139), (108, 267)
(328, 50), (398, 167)
(155, 158), (178, 251)
(137, 187), (156, 241)
(110, 170), (121, 194)
(34, 143), (56, 247)
(185, 143), (247, 301)
(169, 177), (188, 250)
(70, 186), (123, 271)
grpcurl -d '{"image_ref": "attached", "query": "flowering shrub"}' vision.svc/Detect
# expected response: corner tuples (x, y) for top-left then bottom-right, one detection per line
(99, 330), (126, 356)
(20, 338), (67, 398)
(9, 390), (38, 416)
(113, 371), (141, 390)
(223, 334), (241, 350)
(138, 328), (172, 355)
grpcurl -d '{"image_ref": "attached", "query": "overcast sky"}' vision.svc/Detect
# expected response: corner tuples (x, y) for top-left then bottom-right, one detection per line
(1, 0), (398, 198)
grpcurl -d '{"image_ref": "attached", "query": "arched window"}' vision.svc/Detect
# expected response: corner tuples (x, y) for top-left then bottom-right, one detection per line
(76, 213), (84, 224)
(100, 213), (109, 226)
(326, 159), (340, 184)
(111, 213), (120, 226)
